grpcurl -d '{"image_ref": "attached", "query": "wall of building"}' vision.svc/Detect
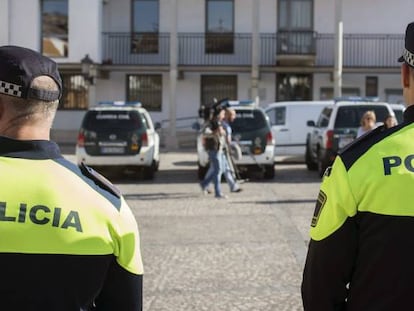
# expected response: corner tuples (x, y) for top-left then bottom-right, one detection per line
(312, 72), (402, 101)
(8, 0), (40, 49)
(67, 0), (102, 63)
(315, 0), (414, 34)
(0, 0), (9, 45)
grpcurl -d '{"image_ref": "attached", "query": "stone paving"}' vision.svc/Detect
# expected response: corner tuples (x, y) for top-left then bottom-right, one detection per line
(72, 151), (322, 311)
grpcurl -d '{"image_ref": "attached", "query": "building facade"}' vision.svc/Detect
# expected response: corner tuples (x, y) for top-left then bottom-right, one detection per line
(0, 0), (411, 145)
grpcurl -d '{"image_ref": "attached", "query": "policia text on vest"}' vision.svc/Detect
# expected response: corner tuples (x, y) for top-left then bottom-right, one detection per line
(0, 202), (82, 232)
(383, 155), (414, 175)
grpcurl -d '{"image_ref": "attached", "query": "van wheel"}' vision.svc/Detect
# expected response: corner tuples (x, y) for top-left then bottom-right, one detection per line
(305, 145), (317, 171)
(264, 165), (275, 179)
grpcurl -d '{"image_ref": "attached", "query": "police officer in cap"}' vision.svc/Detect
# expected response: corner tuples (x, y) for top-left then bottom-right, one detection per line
(302, 22), (414, 310)
(0, 45), (143, 310)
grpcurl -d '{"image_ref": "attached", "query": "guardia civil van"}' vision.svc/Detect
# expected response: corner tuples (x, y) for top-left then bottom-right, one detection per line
(76, 101), (160, 179)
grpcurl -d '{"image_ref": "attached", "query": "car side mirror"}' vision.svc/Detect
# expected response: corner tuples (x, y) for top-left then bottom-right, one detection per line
(154, 122), (161, 130)
(192, 122), (201, 131)
(307, 120), (315, 127)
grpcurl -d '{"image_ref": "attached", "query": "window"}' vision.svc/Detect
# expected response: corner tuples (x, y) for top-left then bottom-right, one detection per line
(201, 75), (237, 107)
(83, 111), (144, 130)
(335, 106), (390, 128)
(59, 74), (88, 110)
(205, 0), (234, 53)
(278, 0), (312, 30)
(317, 107), (332, 128)
(276, 74), (312, 101)
(41, 0), (68, 57)
(231, 110), (268, 132)
(277, 0), (314, 54)
(365, 76), (378, 97)
(127, 75), (162, 111)
(267, 107), (286, 126)
(132, 0), (159, 53)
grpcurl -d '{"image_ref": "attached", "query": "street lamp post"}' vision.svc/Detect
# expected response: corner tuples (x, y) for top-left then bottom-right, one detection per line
(334, 0), (343, 98)
(81, 54), (97, 85)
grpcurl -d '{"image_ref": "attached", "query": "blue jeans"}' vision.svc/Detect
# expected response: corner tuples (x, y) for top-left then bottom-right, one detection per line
(221, 152), (238, 191)
(200, 150), (223, 197)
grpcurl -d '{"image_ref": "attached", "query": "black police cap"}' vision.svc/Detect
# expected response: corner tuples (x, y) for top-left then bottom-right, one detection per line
(0, 45), (62, 101)
(398, 22), (414, 68)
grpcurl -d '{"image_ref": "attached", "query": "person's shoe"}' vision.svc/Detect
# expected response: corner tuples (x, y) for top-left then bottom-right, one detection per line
(215, 194), (228, 199)
(200, 184), (211, 195)
(231, 187), (242, 193)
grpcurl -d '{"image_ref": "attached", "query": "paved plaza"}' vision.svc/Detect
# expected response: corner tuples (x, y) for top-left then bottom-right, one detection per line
(100, 151), (322, 311)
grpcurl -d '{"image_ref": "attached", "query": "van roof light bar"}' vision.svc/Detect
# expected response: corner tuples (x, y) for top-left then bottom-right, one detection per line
(97, 101), (142, 107)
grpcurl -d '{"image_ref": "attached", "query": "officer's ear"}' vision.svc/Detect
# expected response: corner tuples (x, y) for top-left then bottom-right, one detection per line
(0, 96), (5, 121)
(402, 63), (411, 88)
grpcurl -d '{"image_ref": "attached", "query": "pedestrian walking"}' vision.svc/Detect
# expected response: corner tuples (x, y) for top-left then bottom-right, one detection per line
(0, 45), (143, 310)
(222, 107), (242, 192)
(302, 22), (414, 310)
(200, 113), (227, 199)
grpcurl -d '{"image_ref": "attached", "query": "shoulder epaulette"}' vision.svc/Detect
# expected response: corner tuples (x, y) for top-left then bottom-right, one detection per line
(79, 162), (121, 199)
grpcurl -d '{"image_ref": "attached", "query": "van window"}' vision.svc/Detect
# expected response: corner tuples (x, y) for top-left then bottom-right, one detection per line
(232, 110), (268, 132)
(317, 107), (331, 128)
(392, 109), (404, 124)
(334, 105), (389, 128)
(82, 110), (143, 130)
(267, 107), (286, 126)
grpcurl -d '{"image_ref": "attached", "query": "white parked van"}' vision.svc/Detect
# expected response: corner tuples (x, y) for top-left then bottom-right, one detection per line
(264, 101), (333, 159)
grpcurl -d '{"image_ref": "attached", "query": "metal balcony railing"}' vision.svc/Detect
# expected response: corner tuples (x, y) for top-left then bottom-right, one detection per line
(316, 33), (403, 67)
(102, 32), (170, 65)
(101, 32), (404, 68)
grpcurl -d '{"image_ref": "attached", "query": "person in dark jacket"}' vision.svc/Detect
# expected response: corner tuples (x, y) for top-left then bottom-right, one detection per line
(0, 45), (143, 310)
(302, 22), (414, 310)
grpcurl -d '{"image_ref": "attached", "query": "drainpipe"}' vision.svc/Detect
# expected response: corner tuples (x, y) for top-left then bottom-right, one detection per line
(7, 0), (11, 43)
(166, 0), (179, 150)
(333, 0), (343, 98)
(251, 0), (260, 101)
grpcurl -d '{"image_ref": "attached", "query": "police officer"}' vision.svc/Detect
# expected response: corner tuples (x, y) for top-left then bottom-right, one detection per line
(302, 22), (414, 310)
(0, 46), (143, 310)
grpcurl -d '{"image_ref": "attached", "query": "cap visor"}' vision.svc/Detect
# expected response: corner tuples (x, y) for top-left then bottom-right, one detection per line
(398, 55), (404, 62)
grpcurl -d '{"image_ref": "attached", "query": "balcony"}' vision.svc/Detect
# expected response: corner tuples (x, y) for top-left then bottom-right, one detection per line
(275, 30), (317, 66)
(101, 32), (404, 69)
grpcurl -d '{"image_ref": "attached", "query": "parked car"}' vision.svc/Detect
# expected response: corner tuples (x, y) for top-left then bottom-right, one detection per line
(75, 101), (160, 179)
(264, 101), (333, 159)
(197, 100), (275, 180)
(305, 98), (394, 177)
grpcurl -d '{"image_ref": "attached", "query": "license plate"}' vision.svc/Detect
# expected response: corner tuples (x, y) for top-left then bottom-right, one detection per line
(240, 145), (251, 154)
(100, 147), (125, 154)
(338, 137), (353, 149)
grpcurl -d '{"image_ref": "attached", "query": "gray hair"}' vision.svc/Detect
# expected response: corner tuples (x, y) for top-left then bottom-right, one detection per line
(0, 75), (59, 122)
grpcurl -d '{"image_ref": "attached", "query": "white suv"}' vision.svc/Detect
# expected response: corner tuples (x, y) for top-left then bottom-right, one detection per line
(305, 98), (394, 177)
(197, 100), (275, 179)
(75, 101), (160, 179)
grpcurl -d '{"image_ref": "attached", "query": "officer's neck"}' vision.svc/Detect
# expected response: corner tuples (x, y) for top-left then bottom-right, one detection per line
(0, 124), (50, 141)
